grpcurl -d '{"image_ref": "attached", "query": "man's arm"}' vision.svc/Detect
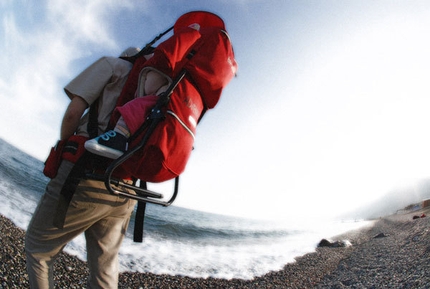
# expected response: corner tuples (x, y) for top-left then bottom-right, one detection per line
(60, 95), (88, 140)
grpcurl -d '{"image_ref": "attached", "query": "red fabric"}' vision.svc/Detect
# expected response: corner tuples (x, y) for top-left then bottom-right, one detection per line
(62, 135), (88, 163)
(116, 95), (158, 134)
(43, 140), (66, 178)
(144, 26), (201, 78)
(106, 11), (237, 182)
(110, 27), (201, 127)
(174, 11), (226, 33)
(180, 26), (238, 108)
(121, 79), (203, 182)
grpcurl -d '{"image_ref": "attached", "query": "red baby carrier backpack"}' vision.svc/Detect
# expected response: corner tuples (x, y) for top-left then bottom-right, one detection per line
(49, 11), (237, 242)
(110, 11), (238, 183)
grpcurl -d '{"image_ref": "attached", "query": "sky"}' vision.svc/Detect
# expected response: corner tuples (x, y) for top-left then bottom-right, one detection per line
(2, 0), (430, 220)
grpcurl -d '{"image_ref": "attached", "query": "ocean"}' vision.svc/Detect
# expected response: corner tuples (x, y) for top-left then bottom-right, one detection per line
(0, 138), (372, 280)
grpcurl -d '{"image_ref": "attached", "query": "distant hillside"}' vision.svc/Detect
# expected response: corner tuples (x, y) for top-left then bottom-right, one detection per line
(344, 179), (430, 219)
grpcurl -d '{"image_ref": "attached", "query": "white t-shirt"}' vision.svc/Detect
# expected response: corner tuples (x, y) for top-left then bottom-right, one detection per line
(64, 57), (133, 137)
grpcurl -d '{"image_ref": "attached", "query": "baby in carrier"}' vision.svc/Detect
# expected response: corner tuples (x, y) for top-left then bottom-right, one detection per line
(84, 24), (201, 159)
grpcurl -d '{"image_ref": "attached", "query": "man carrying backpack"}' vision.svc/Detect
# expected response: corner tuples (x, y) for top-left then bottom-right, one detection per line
(25, 48), (140, 289)
(25, 11), (238, 288)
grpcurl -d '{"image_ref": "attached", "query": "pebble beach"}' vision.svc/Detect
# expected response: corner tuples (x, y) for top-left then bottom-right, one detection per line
(1, 208), (429, 288)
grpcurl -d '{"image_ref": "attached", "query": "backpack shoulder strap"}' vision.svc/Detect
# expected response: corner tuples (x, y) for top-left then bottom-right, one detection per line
(87, 98), (99, 139)
(53, 98), (100, 228)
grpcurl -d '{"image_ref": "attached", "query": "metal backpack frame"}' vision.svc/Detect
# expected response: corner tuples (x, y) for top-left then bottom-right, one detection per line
(86, 68), (187, 206)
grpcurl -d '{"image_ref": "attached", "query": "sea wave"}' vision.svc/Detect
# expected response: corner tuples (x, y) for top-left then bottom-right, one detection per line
(0, 138), (372, 279)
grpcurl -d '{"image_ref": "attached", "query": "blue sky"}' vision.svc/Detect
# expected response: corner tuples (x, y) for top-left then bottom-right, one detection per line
(2, 0), (430, 220)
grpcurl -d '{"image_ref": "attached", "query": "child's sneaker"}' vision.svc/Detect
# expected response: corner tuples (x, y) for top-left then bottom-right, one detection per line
(84, 130), (128, 159)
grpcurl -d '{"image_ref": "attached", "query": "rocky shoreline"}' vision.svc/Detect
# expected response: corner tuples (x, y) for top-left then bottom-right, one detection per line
(1, 208), (429, 288)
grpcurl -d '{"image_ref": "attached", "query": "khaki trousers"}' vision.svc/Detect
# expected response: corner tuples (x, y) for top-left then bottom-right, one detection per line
(25, 160), (136, 289)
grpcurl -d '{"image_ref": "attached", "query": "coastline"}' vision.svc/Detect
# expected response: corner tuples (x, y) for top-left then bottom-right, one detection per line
(1, 208), (429, 288)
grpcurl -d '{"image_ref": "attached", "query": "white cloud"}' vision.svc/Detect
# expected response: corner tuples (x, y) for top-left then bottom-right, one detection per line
(46, 0), (134, 49)
(0, 1), (138, 159)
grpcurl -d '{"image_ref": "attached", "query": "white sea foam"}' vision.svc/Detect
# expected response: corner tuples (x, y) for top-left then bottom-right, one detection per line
(0, 175), (372, 279)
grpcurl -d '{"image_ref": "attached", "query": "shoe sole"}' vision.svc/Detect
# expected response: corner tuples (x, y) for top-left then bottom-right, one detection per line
(84, 140), (123, 159)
